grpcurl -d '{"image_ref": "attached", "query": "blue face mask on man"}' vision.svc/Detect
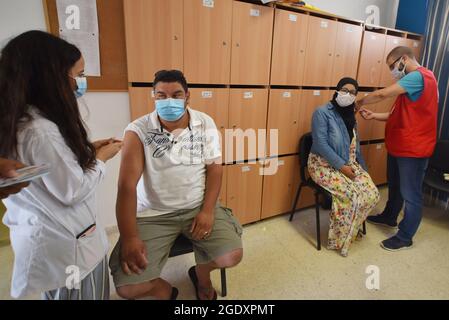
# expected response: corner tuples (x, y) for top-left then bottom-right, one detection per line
(155, 98), (186, 122)
(74, 76), (87, 98)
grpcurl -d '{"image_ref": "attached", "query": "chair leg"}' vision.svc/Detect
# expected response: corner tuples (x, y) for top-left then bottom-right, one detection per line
(220, 268), (227, 297)
(362, 221), (367, 235)
(289, 184), (303, 222)
(315, 192), (321, 251)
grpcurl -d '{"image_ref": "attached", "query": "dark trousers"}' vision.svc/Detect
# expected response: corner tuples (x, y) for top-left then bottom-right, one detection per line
(382, 154), (429, 241)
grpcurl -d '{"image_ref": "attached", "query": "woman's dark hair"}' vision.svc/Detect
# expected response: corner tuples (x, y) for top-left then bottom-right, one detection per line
(0, 30), (96, 171)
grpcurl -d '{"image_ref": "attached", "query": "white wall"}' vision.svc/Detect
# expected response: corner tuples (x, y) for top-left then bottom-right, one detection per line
(0, 0), (130, 228)
(306, 0), (399, 28)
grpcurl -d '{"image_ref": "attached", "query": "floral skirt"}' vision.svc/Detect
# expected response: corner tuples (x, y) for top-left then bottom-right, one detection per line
(308, 153), (380, 256)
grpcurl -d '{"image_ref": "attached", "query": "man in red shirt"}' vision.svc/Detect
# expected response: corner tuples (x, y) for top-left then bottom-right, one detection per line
(356, 46), (439, 251)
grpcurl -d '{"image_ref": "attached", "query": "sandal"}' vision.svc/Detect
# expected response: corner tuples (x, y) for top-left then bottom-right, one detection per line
(188, 266), (217, 300)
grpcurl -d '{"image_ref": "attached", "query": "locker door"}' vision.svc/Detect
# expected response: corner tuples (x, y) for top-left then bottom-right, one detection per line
(298, 89), (330, 139)
(184, 0), (232, 84)
(219, 165), (227, 207)
(261, 156), (296, 219)
(227, 163), (263, 225)
(124, 0), (183, 82)
(368, 143), (388, 185)
(230, 2), (274, 85)
(379, 35), (407, 87)
(358, 31), (387, 87)
(189, 88), (229, 162)
(271, 9), (308, 86)
(355, 92), (374, 142)
(303, 16), (338, 86)
(227, 89), (269, 163)
(331, 22), (363, 85)
(129, 87), (154, 121)
(266, 89), (302, 156)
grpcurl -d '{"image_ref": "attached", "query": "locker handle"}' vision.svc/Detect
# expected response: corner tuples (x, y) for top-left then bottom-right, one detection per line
(236, 43), (240, 47)
(293, 120), (297, 124)
(328, 53), (333, 56)
(223, 41), (227, 46)
(174, 35), (178, 40)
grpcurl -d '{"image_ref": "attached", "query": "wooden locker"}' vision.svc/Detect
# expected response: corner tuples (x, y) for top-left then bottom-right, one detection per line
(370, 96), (396, 140)
(355, 92), (374, 141)
(124, 0), (183, 83)
(331, 22), (363, 84)
(358, 31), (387, 87)
(227, 89), (269, 162)
(184, 0), (232, 84)
(360, 144), (370, 164)
(406, 38), (423, 62)
(189, 88), (229, 162)
(261, 156), (296, 219)
(230, 2), (274, 85)
(219, 165), (227, 207)
(298, 89), (330, 139)
(303, 16), (338, 86)
(129, 87), (154, 121)
(379, 35), (407, 87)
(266, 89), (302, 156)
(292, 155), (315, 209)
(188, 88), (229, 130)
(270, 9), (308, 86)
(367, 143), (388, 185)
(227, 162), (263, 225)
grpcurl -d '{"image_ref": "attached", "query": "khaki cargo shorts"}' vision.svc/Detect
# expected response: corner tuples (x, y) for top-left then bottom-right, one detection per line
(109, 205), (243, 287)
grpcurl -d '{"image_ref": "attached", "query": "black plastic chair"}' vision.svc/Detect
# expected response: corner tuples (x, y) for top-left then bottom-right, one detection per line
(169, 234), (227, 297)
(288, 132), (366, 250)
(423, 140), (449, 208)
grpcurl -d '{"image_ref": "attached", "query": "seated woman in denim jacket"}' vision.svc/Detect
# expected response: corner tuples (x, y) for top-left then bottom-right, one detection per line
(308, 77), (380, 257)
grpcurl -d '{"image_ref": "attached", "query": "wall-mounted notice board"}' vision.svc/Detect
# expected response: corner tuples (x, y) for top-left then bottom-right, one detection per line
(43, 0), (128, 91)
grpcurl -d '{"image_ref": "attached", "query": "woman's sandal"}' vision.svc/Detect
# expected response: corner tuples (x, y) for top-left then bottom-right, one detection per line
(188, 266), (217, 300)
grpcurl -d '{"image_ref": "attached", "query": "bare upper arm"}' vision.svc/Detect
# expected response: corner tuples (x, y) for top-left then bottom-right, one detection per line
(118, 131), (145, 190)
(376, 83), (407, 99)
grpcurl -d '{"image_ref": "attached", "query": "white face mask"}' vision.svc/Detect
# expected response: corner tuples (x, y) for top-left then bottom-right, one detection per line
(391, 57), (407, 80)
(336, 91), (356, 107)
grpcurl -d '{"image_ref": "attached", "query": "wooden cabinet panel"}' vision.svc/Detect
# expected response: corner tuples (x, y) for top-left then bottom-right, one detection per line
(230, 2), (274, 85)
(219, 165), (227, 206)
(184, 0), (232, 84)
(370, 96), (396, 140)
(303, 16), (338, 86)
(293, 155), (315, 209)
(261, 156), (296, 219)
(406, 38), (423, 62)
(266, 89), (302, 156)
(379, 35), (407, 87)
(358, 31), (386, 87)
(331, 22), (363, 84)
(227, 89), (269, 162)
(124, 0), (183, 83)
(367, 143), (388, 185)
(188, 88), (229, 130)
(298, 89), (330, 139)
(356, 92), (374, 141)
(271, 10), (308, 86)
(227, 163), (263, 224)
(129, 87), (154, 121)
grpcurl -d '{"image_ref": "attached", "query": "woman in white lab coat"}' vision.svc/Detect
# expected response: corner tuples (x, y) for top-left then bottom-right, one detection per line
(0, 31), (122, 299)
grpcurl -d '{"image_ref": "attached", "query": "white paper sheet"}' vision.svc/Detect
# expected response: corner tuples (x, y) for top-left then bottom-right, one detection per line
(56, 0), (101, 76)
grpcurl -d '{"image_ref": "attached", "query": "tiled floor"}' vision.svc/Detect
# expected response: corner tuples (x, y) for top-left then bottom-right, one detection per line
(1, 188), (449, 300)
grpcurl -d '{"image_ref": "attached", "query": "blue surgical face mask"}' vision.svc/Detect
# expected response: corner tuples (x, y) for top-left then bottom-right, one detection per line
(74, 76), (87, 98)
(155, 98), (186, 122)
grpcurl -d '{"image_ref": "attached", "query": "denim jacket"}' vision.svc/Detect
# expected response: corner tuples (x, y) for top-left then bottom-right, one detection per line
(310, 102), (367, 171)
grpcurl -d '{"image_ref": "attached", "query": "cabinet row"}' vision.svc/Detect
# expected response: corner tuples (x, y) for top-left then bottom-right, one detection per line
(124, 0), (423, 87)
(129, 87), (394, 160)
(221, 145), (387, 225)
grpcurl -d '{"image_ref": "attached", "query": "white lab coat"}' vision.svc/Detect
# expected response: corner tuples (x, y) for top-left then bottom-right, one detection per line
(3, 108), (109, 299)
